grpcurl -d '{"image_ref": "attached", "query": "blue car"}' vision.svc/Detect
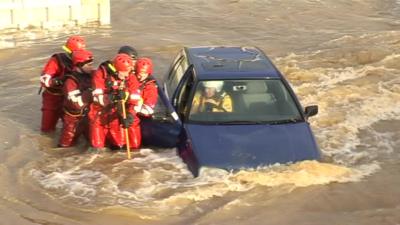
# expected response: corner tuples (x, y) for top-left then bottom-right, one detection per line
(141, 46), (321, 177)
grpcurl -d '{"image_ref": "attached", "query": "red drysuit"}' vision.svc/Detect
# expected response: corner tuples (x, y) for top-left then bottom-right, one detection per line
(126, 76), (159, 149)
(40, 53), (72, 132)
(89, 61), (141, 149)
(40, 35), (86, 133)
(58, 71), (92, 147)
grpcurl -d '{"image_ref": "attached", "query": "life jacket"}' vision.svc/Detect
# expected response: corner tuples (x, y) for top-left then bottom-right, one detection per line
(199, 91), (228, 112)
(63, 71), (92, 116)
(64, 71), (92, 94)
(53, 52), (73, 75)
(138, 75), (156, 92)
(99, 60), (126, 94)
(41, 53), (73, 95)
(96, 60), (131, 115)
(100, 60), (118, 79)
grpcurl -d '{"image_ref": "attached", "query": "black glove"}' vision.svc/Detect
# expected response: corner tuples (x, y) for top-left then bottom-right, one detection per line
(82, 106), (89, 116)
(108, 91), (116, 103)
(116, 101), (125, 116)
(52, 78), (64, 87)
(204, 102), (217, 112)
(110, 90), (128, 102)
(121, 113), (134, 128)
(117, 90), (129, 101)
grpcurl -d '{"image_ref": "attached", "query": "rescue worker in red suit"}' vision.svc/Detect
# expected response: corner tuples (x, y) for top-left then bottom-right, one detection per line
(89, 53), (141, 152)
(39, 35), (86, 133)
(128, 58), (159, 149)
(58, 50), (94, 147)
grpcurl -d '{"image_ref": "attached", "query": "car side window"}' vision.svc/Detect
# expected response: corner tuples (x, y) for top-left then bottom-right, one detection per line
(175, 70), (195, 117)
(167, 56), (189, 96)
(167, 52), (183, 80)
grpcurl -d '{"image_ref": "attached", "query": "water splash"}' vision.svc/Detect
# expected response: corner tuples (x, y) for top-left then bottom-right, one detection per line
(30, 147), (370, 216)
(276, 32), (400, 169)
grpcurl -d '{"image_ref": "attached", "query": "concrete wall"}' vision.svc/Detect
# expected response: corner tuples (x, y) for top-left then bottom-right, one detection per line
(0, 0), (110, 29)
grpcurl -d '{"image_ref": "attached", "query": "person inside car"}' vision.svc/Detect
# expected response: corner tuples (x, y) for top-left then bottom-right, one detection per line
(191, 80), (232, 113)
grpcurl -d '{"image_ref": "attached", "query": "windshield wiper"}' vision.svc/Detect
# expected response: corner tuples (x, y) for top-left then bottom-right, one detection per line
(195, 118), (303, 125)
(268, 118), (303, 125)
(215, 120), (265, 125)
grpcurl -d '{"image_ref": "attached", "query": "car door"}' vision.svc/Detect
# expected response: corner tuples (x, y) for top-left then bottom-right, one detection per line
(139, 82), (182, 148)
(140, 58), (193, 148)
(171, 65), (195, 119)
(164, 52), (189, 100)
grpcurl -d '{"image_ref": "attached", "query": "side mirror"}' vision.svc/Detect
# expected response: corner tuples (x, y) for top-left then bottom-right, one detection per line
(304, 105), (318, 118)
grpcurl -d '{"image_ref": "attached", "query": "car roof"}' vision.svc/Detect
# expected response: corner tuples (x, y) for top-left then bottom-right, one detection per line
(184, 46), (282, 80)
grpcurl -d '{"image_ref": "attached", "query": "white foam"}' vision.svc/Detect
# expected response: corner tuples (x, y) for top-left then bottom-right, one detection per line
(31, 169), (104, 204)
(31, 148), (380, 214)
(275, 47), (400, 178)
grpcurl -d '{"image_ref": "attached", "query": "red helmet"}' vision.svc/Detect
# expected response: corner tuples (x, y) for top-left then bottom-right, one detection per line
(72, 49), (93, 67)
(136, 57), (153, 75)
(65, 35), (86, 52)
(113, 53), (133, 72)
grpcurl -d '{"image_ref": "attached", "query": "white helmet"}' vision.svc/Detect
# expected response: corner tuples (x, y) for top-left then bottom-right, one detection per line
(203, 81), (224, 92)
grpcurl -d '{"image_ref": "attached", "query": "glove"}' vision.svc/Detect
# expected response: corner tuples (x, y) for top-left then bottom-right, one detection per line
(51, 78), (64, 87)
(121, 113), (134, 128)
(105, 80), (113, 89)
(204, 102), (217, 112)
(117, 90), (129, 101)
(110, 90), (129, 102)
(82, 106), (89, 116)
(135, 104), (154, 116)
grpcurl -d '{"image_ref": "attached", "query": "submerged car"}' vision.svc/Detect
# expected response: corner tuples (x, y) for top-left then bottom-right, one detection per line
(141, 46), (320, 177)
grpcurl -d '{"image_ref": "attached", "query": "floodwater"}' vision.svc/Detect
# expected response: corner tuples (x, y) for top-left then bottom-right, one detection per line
(0, 0), (399, 224)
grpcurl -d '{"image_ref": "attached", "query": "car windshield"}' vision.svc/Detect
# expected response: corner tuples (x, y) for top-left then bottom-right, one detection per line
(188, 79), (303, 124)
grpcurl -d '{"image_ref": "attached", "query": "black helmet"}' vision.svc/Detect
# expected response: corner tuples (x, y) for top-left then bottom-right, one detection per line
(118, 45), (138, 60)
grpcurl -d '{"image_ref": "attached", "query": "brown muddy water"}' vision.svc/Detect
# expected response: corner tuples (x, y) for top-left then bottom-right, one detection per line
(0, 0), (399, 224)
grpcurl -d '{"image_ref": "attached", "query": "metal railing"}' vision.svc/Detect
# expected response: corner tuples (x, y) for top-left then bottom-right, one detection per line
(0, 0), (110, 29)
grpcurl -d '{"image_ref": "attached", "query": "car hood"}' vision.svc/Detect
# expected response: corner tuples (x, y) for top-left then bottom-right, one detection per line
(185, 122), (320, 170)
